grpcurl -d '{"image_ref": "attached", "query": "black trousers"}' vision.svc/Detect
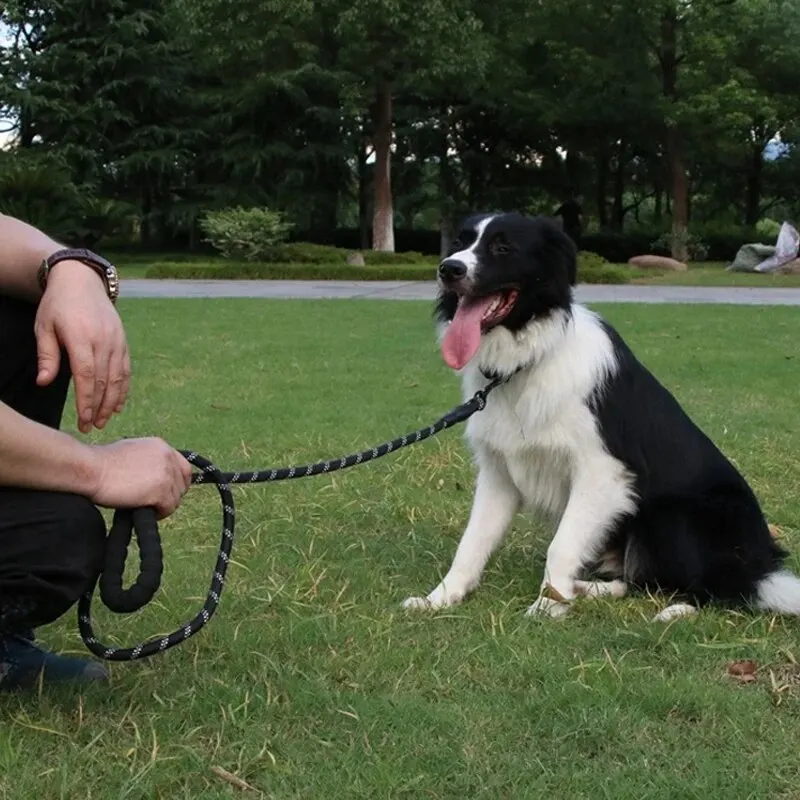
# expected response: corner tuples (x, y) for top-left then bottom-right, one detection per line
(0, 295), (106, 636)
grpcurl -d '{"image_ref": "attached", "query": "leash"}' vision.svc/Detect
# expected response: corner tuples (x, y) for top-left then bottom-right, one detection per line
(77, 376), (506, 661)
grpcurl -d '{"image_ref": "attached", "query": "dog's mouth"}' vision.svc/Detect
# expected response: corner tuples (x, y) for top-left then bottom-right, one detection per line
(441, 289), (519, 370)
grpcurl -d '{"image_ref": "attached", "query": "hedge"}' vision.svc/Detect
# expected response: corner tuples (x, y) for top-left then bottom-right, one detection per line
(145, 251), (634, 284)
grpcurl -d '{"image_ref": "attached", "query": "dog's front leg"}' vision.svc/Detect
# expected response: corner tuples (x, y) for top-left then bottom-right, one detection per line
(526, 467), (633, 619)
(403, 454), (521, 610)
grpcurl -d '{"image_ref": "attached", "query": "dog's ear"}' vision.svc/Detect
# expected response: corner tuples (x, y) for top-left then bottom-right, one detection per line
(539, 217), (578, 286)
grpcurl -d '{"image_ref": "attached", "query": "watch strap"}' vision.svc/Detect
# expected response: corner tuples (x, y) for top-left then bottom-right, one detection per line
(39, 248), (120, 304)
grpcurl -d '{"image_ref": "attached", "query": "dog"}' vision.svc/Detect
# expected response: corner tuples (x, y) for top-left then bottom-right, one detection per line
(403, 211), (799, 621)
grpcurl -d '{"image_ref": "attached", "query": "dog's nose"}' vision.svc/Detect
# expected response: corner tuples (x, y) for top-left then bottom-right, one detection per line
(438, 259), (468, 282)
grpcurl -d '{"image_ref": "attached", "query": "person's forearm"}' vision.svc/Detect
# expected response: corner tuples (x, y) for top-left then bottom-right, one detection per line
(0, 401), (99, 495)
(0, 213), (66, 301)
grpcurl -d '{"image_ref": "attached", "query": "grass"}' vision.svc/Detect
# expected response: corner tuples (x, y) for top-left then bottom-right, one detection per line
(631, 261), (800, 288)
(3, 299), (799, 799)
(111, 251), (800, 288)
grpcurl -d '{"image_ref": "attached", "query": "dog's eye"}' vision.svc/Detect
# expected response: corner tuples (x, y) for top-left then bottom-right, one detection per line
(491, 240), (510, 257)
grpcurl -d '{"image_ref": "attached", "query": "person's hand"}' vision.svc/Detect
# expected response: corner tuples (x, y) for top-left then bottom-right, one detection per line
(87, 438), (193, 520)
(34, 261), (130, 433)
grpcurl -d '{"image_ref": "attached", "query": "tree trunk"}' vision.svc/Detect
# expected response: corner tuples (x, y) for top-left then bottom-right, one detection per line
(660, 7), (689, 262)
(565, 148), (581, 194)
(744, 142), (764, 227)
(595, 147), (609, 228)
(371, 81), (394, 252)
(357, 126), (369, 250)
(612, 140), (626, 231)
(439, 106), (454, 258)
(140, 183), (153, 247)
(653, 165), (663, 225)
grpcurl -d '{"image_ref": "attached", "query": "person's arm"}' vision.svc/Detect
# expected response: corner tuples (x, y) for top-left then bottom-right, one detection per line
(0, 400), (193, 518)
(0, 213), (130, 431)
(0, 401), (98, 494)
(0, 213), (104, 301)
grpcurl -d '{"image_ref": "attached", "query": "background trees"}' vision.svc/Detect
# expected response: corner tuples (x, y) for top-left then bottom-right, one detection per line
(2, 0), (799, 258)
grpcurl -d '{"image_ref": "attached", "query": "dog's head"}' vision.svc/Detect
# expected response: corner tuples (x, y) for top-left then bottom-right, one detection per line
(434, 212), (577, 371)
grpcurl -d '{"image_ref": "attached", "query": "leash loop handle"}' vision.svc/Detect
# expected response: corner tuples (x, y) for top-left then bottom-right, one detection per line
(99, 507), (163, 613)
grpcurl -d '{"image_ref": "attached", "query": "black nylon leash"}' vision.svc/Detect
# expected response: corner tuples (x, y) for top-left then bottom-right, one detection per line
(77, 376), (505, 661)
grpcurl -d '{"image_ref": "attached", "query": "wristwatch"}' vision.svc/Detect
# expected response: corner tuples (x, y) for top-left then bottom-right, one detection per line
(38, 248), (120, 305)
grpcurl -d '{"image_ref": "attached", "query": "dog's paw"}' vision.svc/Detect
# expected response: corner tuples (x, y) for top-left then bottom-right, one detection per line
(402, 596), (436, 611)
(574, 579), (628, 599)
(652, 603), (698, 622)
(525, 596), (571, 619)
(402, 580), (466, 611)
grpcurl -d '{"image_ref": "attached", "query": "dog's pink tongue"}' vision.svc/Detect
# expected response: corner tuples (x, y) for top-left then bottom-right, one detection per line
(442, 296), (495, 370)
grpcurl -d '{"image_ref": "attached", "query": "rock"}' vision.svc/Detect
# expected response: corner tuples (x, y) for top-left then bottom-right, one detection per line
(628, 254), (688, 271)
(346, 251), (366, 267)
(774, 258), (800, 275)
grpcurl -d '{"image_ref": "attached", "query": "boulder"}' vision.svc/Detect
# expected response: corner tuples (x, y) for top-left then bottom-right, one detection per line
(628, 254), (688, 271)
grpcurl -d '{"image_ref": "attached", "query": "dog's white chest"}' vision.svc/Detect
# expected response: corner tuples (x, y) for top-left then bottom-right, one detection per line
(466, 391), (578, 517)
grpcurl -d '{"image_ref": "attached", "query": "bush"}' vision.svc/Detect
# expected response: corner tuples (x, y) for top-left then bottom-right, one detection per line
(145, 261), (436, 281)
(260, 242), (436, 266)
(576, 251), (632, 284)
(755, 218), (782, 242)
(146, 253), (631, 283)
(199, 206), (293, 261)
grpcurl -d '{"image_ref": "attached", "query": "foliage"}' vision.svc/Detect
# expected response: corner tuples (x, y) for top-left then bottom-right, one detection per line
(2, 0), (800, 253)
(0, 150), (86, 240)
(575, 251), (633, 284)
(199, 206), (294, 261)
(755, 218), (782, 241)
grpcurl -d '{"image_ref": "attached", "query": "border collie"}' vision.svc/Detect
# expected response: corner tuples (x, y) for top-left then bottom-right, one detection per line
(403, 211), (799, 621)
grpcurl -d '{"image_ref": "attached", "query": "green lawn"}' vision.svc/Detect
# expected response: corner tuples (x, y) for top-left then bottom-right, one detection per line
(3, 299), (799, 799)
(632, 261), (800, 288)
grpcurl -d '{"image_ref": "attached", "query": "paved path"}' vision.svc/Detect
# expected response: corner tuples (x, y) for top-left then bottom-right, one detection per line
(121, 279), (800, 306)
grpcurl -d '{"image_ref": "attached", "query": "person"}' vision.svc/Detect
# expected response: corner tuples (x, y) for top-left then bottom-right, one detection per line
(554, 194), (584, 249)
(0, 213), (193, 691)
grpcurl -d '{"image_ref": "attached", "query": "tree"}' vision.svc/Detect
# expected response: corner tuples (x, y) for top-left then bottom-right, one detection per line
(331, 0), (489, 251)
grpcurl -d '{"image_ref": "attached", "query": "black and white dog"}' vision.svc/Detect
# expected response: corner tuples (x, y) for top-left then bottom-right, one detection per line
(403, 211), (799, 621)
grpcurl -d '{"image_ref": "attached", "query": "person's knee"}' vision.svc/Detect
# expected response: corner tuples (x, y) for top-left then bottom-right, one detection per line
(52, 494), (107, 590)
(26, 494), (107, 623)
(0, 491), (107, 634)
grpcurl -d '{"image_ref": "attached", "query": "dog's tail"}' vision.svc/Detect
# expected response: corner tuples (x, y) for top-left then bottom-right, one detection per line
(755, 569), (800, 615)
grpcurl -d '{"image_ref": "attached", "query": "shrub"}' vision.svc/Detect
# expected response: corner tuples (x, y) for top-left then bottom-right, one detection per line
(576, 251), (632, 284)
(260, 242), (437, 266)
(146, 254), (629, 283)
(145, 261), (436, 281)
(755, 218), (782, 242)
(199, 206), (293, 261)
